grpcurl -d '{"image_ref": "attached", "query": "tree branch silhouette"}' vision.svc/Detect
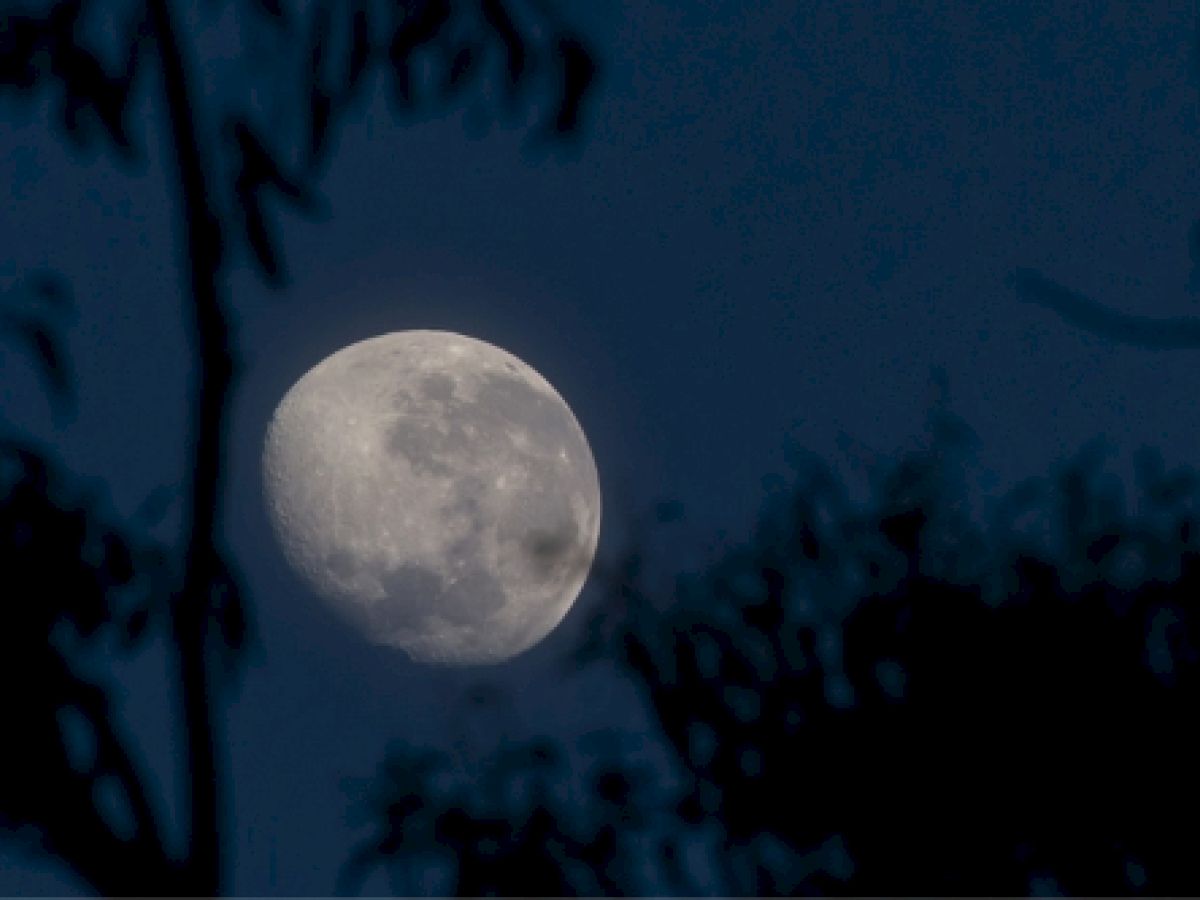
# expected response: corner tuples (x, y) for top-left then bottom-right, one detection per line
(146, 0), (236, 890)
(2, 0), (597, 893)
(1010, 266), (1200, 348)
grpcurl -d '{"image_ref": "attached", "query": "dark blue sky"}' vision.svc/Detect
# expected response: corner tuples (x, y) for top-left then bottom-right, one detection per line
(3, 0), (1199, 893)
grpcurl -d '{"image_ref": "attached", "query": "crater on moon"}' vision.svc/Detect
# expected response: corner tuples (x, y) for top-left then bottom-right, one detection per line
(262, 330), (602, 666)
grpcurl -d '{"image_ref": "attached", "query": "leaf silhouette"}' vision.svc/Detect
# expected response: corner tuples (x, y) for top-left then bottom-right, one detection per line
(443, 44), (476, 95)
(346, 2), (373, 95)
(230, 118), (313, 283)
(0, 15), (46, 92)
(0, 311), (73, 412)
(251, 0), (285, 22)
(479, 0), (526, 86)
(552, 35), (595, 134)
(208, 553), (250, 676)
(386, 0), (453, 111)
(308, 87), (334, 164)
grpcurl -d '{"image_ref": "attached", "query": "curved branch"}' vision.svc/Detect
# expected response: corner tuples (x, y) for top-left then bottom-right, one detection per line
(1010, 268), (1200, 348)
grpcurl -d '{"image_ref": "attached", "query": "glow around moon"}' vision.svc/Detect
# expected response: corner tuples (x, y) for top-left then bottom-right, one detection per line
(261, 331), (601, 666)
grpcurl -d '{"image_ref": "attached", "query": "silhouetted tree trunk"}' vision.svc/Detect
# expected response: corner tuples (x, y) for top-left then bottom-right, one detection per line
(149, 0), (234, 891)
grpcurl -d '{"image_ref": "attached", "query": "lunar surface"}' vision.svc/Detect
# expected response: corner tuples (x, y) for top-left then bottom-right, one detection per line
(262, 331), (601, 665)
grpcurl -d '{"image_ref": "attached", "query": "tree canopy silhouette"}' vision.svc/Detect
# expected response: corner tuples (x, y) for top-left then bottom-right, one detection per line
(347, 406), (1200, 896)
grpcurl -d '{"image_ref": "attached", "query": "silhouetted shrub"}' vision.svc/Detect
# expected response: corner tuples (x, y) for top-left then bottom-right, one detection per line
(352, 410), (1200, 896)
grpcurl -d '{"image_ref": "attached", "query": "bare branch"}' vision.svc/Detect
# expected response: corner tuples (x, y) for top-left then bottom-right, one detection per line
(1010, 267), (1200, 348)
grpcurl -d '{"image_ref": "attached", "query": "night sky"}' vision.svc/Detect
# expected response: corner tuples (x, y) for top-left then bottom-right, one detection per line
(3, 0), (1199, 893)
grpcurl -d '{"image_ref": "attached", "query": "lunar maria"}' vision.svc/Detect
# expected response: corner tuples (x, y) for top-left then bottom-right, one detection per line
(261, 330), (601, 665)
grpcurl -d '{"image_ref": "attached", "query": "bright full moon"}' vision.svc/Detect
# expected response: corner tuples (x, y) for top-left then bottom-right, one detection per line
(262, 331), (601, 666)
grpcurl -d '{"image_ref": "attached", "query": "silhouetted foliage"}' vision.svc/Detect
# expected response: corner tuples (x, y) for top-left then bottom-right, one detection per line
(340, 733), (657, 896)
(1, 0), (595, 893)
(1, 273), (76, 417)
(0, 434), (182, 894)
(12, 0), (1200, 897)
(348, 407), (1200, 895)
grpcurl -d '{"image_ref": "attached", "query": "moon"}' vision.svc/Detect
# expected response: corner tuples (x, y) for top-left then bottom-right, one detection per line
(261, 330), (601, 666)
